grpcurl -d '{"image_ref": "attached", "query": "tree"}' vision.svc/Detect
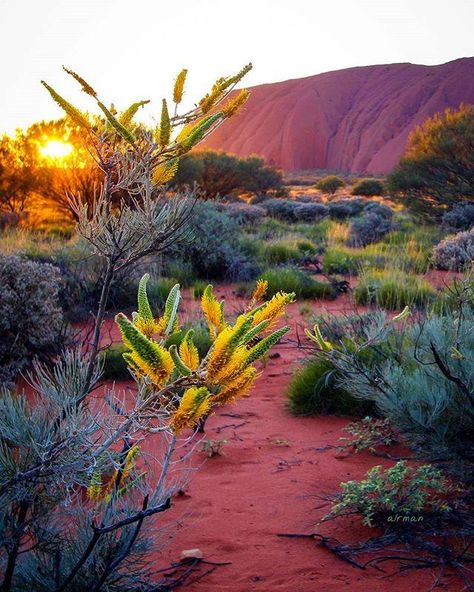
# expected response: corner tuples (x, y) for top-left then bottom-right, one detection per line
(173, 150), (282, 197)
(0, 131), (37, 214)
(387, 104), (474, 217)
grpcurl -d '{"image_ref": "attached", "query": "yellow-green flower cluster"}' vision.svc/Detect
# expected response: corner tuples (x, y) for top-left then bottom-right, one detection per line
(115, 275), (295, 435)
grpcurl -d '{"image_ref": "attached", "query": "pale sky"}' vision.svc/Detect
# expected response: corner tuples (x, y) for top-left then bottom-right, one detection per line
(1, 0), (473, 133)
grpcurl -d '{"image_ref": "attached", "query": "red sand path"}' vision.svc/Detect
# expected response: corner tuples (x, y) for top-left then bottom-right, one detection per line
(98, 287), (463, 591)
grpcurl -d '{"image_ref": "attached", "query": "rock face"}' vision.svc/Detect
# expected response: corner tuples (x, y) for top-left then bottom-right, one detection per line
(202, 58), (474, 173)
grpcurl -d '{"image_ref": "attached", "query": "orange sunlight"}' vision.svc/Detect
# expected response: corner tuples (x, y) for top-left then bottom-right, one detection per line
(39, 139), (73, 160)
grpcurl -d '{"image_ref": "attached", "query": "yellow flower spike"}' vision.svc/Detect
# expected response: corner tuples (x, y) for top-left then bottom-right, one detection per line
(251, 279), (268, 304)
(171, 387), (212, 435)
(222, 89), (250, 118)
(252, 291), (295, 329)
(206, 326), (234, 380)
(116, 313), (175, 387)
(213, 346), (249, 383)
(173, 69), (188, 104)
(117, 445), (140, 489)
(212, 367), (258, 406)
(202, 285), (225, 339)
(87, 470), (102, 500)
(179, 331), (200, 371)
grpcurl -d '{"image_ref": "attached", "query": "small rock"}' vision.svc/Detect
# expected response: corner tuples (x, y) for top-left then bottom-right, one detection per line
(180, 548), (203, 561)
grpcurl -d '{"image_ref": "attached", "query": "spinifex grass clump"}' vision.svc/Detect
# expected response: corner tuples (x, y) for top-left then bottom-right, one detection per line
(354, 268), (436, 309)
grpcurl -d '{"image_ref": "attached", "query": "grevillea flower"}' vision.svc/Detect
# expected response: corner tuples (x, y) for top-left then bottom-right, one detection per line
(171, 387), (211, 434)
(212, 367), (258, 405)
(252, 291), (295, 328)
(173, 69), (188, 104)
(222, 89), (250, 118)
(116, 313), (174, 387)
(251, 279), (268, 304)
(206, 326), (234, 380)
(179, 331), (200, 371)
(202, 285), (225, 339)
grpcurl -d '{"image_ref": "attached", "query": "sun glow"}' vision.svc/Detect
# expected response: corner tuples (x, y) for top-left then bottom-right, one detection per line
(40, 139), (73, 159)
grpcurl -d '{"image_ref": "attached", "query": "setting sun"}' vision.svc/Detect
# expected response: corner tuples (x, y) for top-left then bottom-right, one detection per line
(39, 139), (73, 159)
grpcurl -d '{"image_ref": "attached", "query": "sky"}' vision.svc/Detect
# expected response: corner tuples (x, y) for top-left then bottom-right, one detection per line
(1, 0), (473, 133)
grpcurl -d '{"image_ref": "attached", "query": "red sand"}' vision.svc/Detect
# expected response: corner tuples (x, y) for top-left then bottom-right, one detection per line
(95, 288), (463, 591)
(202, 58), (474, 174)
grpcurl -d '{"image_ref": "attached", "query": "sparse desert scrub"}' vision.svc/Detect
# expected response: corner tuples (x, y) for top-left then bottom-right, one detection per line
(302, 290), (474, 581)
(354, 268), (436, 309)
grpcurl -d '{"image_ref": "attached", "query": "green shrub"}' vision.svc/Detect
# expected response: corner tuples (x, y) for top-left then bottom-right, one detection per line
(0, 255), (65, 384)
(173, 150), (282, 197)
(164, 260), (195, 287)
(287, 357), (371, 415)
(348, 213), (393, 246)
(102, 343), (129, 380)
(325, 462), (451, 527)
(261, 267), (335, 299)
(262, 242), (301, 264)
(322, 248), (359, 275)
(326, 294), (474, 465)
(164, 320), (212, 359)
(166, 201), (256, 281)
(191, 280), (207, 299)
(351, 178), (385, 196)
(148, 278), (178, 309)
(354, 269), (436, 309)
(315, 175), (345, 194)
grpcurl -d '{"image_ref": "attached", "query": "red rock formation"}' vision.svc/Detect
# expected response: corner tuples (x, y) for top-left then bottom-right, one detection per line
(202, 58), (474, 173)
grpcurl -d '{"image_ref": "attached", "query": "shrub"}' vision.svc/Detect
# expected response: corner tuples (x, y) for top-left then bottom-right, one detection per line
(315, 175), (345, 194)
(387, 104), (474, 216)
(322, 248), (359, 275)
(166, 201), (256, 281)
(220, 203), (267, 225)
(102, 343), (129, 380)
(293, 203), (329, 222)
(351, 178), (385, 196)
(325, 462), (451, 527)
(432, 228), (474, 271)
(0, 255), (65, 384)
(325, 295), (474, 463)
(348, 213), (393, 247)
(287, 357), (372, 415)
(260, 198), (299, 222)
(173, 150), (282, 197)
(354, 269), (436, 309)
(191, 280), (207, 299)
(441, 202), (474, 232)
(261, 267), (335, 299)
(328, 198), (365, 219)
(362, 201), (393, 219)
(262, 242), (301, 265)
